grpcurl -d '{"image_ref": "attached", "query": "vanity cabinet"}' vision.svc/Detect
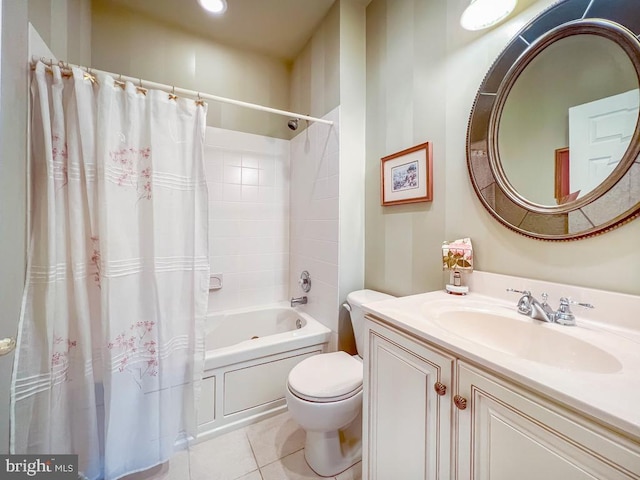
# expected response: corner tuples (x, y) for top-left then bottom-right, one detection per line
(363, 316), (640, 480)
(456, 361), (640, 480)
(363, 320), (455, 480)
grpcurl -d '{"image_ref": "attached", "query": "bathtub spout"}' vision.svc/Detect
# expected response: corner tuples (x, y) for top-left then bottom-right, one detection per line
(291, 296), (308, 307)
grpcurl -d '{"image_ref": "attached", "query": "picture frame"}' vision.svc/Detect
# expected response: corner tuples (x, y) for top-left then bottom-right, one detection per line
(380, 142), (433, 206)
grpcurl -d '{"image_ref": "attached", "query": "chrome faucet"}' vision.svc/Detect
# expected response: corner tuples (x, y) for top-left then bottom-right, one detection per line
(290, 296), (307, 307)
(554, 297), (594, 326)
(506, 289), (593, 326)
(509, 289), (554, 322)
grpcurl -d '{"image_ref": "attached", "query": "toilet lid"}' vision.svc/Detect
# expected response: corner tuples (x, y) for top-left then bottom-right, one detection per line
(288, 351), (363, 403)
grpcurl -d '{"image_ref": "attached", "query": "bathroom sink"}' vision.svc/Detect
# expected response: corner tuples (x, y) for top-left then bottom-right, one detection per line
(424, 305), (622, 374)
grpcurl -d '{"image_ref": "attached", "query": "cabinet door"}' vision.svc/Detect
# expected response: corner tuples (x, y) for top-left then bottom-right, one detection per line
(363, 320), (455, 480)
(455, 362), (640, 480)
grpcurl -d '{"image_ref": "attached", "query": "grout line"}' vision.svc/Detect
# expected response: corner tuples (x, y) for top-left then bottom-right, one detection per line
(244, 428), (260, 468)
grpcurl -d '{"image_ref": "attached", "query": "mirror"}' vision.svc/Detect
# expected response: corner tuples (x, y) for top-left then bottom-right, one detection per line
(500, 35), (639, 206)
(467, 0), (640, 240)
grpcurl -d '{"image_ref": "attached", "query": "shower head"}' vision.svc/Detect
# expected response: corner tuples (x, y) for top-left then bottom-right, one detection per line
(287, 118), (299, 131)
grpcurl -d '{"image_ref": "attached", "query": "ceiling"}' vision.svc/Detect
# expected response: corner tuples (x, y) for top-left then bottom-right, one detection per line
(98, 0), (337, 62)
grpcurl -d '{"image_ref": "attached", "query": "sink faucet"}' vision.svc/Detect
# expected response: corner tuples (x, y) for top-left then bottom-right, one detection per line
(506, 289), (593, 326)
(290, 296), (307, 307)
(509, 289), (554, 323)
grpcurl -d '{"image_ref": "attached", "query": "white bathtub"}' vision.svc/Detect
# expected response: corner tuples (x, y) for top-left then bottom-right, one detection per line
(196, 304), (331, 441)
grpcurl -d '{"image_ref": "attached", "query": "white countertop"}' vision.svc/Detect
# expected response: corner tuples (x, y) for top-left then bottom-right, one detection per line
(363, 289), (640, 441)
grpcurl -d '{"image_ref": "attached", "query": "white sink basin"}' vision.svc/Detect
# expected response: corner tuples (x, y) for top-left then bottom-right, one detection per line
(424, 305), (622, 374)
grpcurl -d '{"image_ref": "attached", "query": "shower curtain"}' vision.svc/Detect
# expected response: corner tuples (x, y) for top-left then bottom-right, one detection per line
(11, 61), (209, 480)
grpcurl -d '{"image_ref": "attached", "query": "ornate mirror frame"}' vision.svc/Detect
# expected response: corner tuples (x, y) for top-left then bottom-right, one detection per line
(467, 0), (640, 241)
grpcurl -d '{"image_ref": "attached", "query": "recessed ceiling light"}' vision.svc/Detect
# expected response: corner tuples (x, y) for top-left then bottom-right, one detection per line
(461, 0), (517, 31)
(197, 0), (227, 15)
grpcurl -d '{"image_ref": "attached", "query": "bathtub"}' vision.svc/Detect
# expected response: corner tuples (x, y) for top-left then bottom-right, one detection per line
(196, 304), (331, 441)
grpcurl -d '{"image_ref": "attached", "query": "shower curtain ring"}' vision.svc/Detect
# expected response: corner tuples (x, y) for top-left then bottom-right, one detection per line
(136, 78), (147, 96)
(115, 74), (126, 90)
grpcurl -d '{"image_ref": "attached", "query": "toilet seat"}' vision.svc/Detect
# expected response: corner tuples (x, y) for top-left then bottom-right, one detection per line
(288, 351), (363, 403)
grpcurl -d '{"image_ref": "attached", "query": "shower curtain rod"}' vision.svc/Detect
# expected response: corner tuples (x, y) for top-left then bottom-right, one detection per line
(30, 56), (334, 126)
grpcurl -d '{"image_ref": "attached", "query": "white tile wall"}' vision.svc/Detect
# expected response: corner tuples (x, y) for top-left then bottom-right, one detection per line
(289, 107), (341, 333)
(204, 109), (341, 331)
(205, 127), (290, 312)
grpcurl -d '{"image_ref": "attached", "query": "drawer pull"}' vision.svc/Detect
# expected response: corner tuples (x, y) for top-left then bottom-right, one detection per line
(454, 395), (468, 410)
(434, 382), (447, 396)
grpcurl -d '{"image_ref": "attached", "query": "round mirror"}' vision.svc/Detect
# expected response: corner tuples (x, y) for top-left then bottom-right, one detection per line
(467, 0), (640, 240)
(499, 34), (639, 206)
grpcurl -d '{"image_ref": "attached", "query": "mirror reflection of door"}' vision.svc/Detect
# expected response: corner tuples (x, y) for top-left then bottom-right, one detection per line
(499, 34), (639, 207)
(568, 88), (640, 197)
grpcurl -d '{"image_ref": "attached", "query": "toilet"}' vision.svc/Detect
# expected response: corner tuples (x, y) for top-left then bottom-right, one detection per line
(285, 289), (394, 477)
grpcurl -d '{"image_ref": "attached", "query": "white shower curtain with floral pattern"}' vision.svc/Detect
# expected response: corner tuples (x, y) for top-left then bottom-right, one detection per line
(11, 61), (209, 480)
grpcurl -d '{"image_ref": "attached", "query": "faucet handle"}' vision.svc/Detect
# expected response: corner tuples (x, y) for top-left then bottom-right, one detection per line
(572, 299), (594, 309)
(555, 297), (594, 326)
(541, 292), (549, 304)
(506, 288), (533, 315)
(506, 288), (531, 296)
(558, 297), (594, 310)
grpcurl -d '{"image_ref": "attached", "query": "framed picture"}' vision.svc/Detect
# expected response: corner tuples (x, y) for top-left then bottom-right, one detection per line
(381, 142), (433, 206)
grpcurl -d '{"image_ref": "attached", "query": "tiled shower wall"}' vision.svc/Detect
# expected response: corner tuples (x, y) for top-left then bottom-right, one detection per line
(204, 108), (341, 336)
(204, 127), (290, 313)
(289, 107), (341, 333)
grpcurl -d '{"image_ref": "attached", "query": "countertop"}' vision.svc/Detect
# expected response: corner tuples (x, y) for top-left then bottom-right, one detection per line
(363, 290), (640, 441)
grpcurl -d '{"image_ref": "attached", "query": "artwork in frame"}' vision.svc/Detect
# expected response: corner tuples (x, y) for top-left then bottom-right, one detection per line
(381, 142), (433, 206)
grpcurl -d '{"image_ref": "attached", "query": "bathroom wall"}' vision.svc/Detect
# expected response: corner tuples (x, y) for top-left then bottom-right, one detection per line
(291, 0), (370, 351)
(290, 1), (340, 121)
(289, 0), (367, 348)
(29, 0), (91, 65)
(204, 127), (291, 313)
(365, 0), (448, 297)
(365, 0), (640, 297)
(0, 0), (93, 451)
(0, 0), (28, 453)
(90, 0), (292, 139)
(289, 107), (340, 336)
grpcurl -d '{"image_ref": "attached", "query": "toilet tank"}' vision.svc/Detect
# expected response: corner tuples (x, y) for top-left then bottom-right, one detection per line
(346, 289), (395, 357)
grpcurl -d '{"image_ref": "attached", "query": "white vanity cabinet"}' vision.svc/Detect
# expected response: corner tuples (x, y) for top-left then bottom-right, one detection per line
(364, 316), (640, 480)
(363, 319), (455, 480)
(456, 361), (640, 480)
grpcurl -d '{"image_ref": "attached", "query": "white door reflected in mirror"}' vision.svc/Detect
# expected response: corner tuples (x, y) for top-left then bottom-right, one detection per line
(569, 88), (640, 198)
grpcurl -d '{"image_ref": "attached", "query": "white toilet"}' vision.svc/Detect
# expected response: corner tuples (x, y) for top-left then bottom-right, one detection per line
(285, 289), (394, 477)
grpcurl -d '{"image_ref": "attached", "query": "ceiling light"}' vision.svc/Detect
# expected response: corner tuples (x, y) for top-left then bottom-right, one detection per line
(461, 0), (517, 31)
(197, 0), (227, 15)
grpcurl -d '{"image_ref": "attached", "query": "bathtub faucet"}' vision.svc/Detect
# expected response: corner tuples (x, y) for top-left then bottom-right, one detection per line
(290, 296), (308, 307)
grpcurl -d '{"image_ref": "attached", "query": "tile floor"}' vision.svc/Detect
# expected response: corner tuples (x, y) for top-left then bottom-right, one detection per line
(123, 412), (362, 480)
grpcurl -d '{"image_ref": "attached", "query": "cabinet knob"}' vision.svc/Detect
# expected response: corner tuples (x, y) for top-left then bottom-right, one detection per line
(434, 382), (447, 396)
(454, 395), (468, 410)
